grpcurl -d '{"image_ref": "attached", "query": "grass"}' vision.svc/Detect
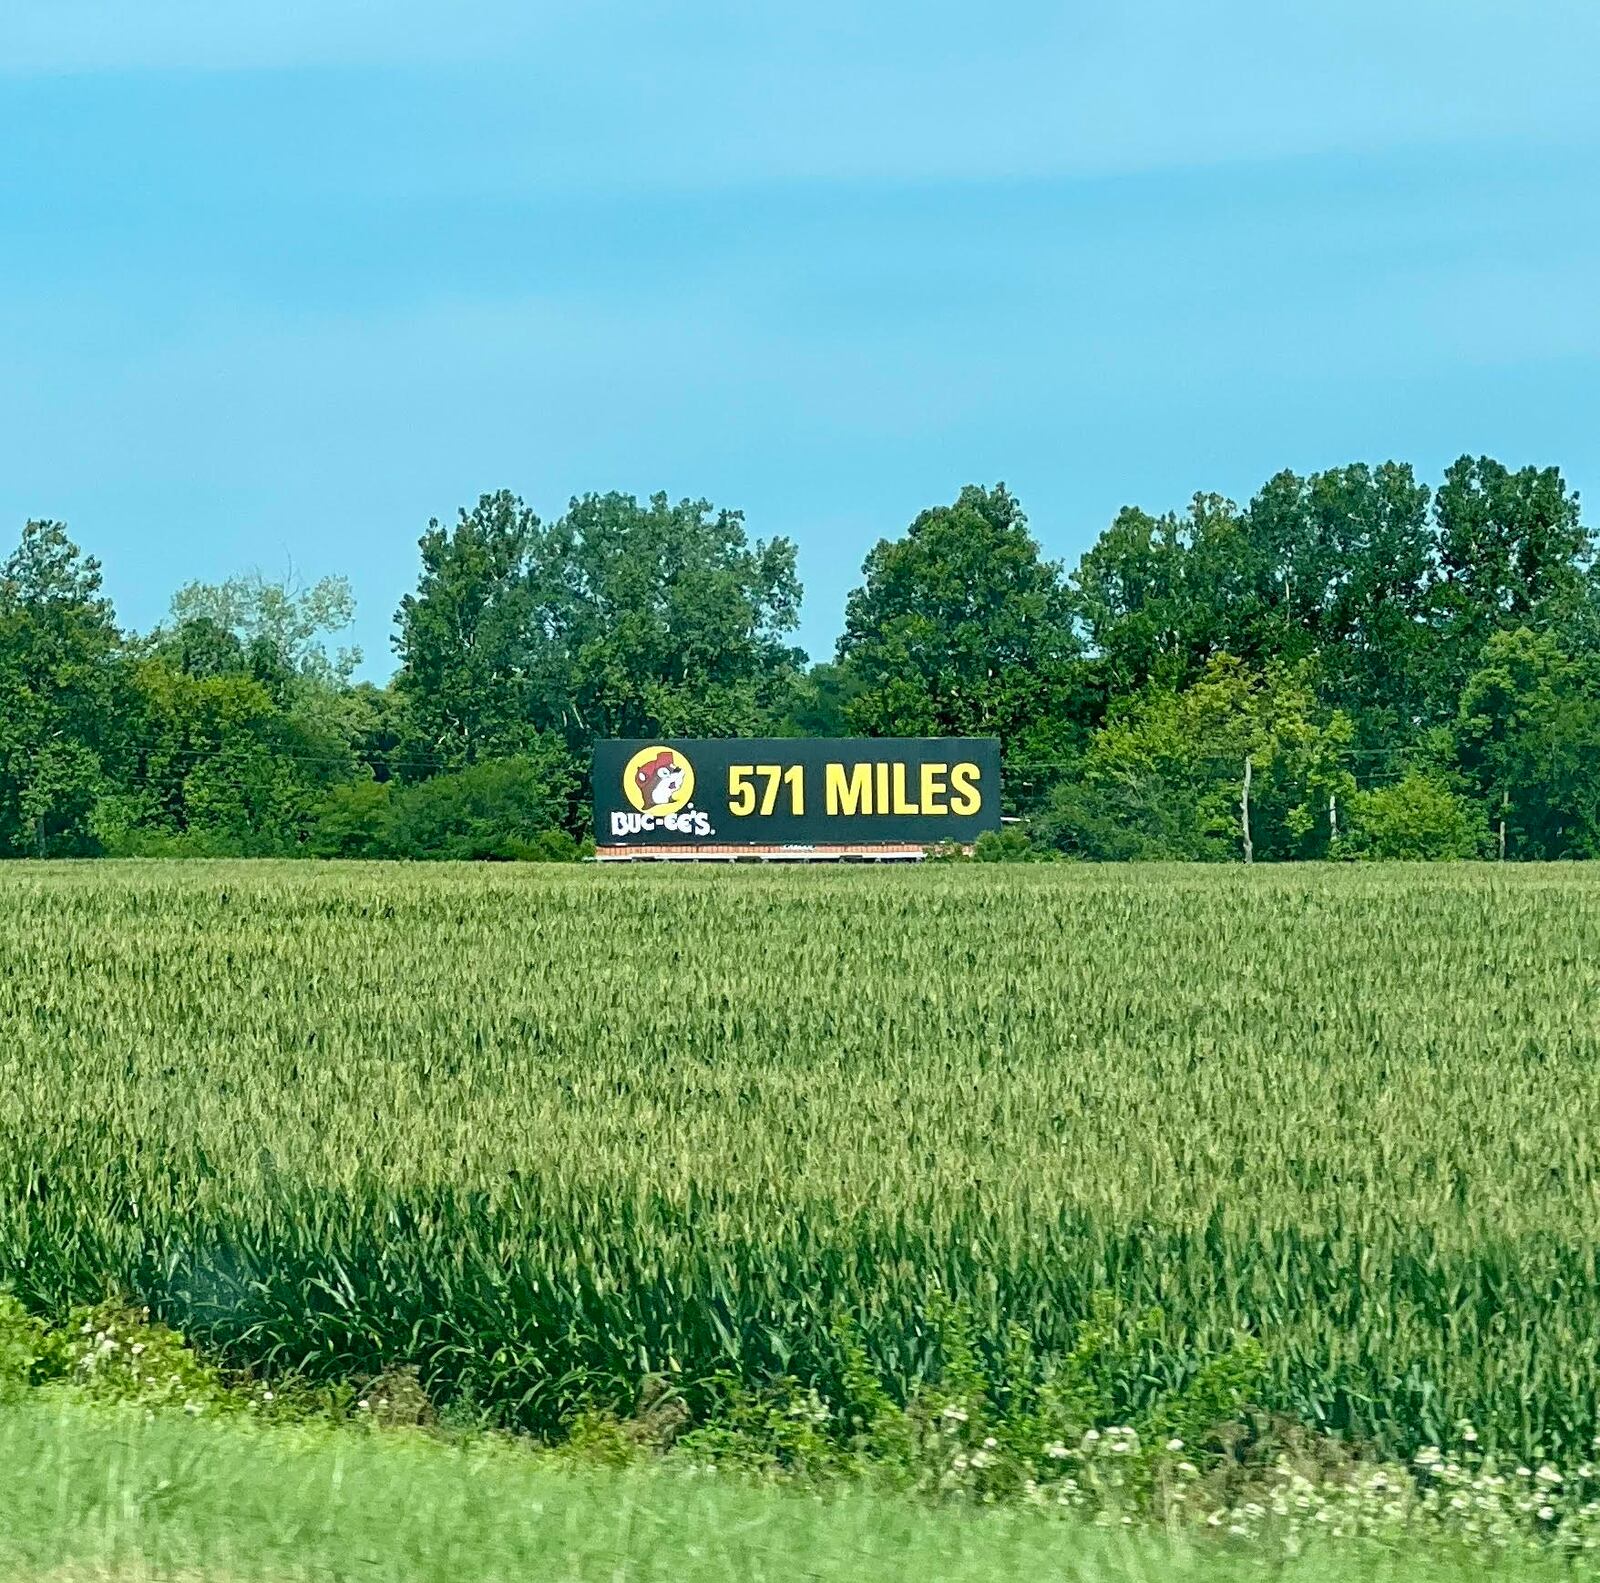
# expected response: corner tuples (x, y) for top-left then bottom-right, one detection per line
(0, 1400), (1576, 1583)
(2, 860), (1599, 1468)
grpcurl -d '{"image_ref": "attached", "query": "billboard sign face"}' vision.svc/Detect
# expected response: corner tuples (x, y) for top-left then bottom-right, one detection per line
(593, 738), (1001, 850)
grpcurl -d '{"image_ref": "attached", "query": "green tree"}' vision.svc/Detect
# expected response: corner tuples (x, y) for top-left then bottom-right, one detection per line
(302, 749), (579, 861)
(1430, 457), (1593, 712)
(301, 778), (395, 859)
(170, 571), (360, 687)
(342, 681), (407, 783)
(545, 491), (803, 744)
(1455, 627), (1600, 859)
(837, 484), (1086, 756)
(393, 491), (803, 771)
(1071, 494), (1261, 694)
(1244, 463), (1436, 739)
(0, 522), (122, 856)
(100, 655), (331, 855)
(1038, 657), (1354, 861)
(102, 587), (367, 854)
(772, 662), (863, 738)
(391, 491), (547, 768)
(1074, 466), (1437, 745)
(165, 572), (365, 780)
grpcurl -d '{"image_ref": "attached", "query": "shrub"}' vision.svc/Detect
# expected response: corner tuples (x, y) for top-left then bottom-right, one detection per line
(302, 752), (583, 861)
(303, 779), (395, 859)
(1344, 772), (1489, 861)
(973, 828), (1050, 863)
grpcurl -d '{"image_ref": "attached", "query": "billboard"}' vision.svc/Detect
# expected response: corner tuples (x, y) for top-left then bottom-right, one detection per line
(593, 738), (1001, 851)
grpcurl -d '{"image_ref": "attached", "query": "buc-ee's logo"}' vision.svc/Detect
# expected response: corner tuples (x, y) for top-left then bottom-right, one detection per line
(610, 746), (714, 838)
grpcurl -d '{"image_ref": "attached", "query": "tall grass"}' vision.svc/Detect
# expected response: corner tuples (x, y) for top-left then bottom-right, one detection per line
(2, 862), (1598, 1460)
(11, 1400), (1552, 1583)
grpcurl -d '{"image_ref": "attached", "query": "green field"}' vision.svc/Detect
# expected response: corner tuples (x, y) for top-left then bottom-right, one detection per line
(3, 861), (1599, 1467)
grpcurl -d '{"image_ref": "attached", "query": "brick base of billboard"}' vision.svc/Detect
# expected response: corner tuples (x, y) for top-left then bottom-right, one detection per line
(593, 842), (946, 863)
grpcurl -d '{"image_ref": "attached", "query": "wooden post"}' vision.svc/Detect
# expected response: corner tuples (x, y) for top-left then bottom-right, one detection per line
(1328, 790), (1338, 847)
(1241, 756), (1254, 866)
(1499, 790), (1509, 862)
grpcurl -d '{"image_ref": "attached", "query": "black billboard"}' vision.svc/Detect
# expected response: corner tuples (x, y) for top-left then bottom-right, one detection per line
(593, 738), (1001, 849)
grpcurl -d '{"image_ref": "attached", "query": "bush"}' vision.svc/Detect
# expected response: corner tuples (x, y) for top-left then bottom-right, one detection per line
(302, 780), (395, 858)
(1344, 772), (1489, 861)
(973, 828), (1051, 863)
(924, 829), (1052, 863)
(1, 1294), (248, 1414)
(303, 751), (584, 862)
(1031, 781), (1194, 861)
(97, 826), (293, 859)
(383, 756), (573, 860)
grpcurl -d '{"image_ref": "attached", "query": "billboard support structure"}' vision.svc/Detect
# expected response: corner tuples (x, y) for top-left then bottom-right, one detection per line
(592, 738), (1001, 862)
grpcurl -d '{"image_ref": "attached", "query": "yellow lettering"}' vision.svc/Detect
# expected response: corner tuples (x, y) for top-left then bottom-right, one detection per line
(949, 761), (982, 816)
(919, 762), (948, 815)
(874, 762), (890, 815)
(891, 763), (917, 815)
(783, 763), (805, 815)
(757, 765), (783, 815)
(826, 762), (872, 816)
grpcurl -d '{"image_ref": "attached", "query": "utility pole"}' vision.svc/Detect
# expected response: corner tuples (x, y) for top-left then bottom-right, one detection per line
(1241, 755), (1254, 866)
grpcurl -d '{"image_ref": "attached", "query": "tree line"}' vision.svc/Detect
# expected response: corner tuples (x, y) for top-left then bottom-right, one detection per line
(3, 454), (1596, 862)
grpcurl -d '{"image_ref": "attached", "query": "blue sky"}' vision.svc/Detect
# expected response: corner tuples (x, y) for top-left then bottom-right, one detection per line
(3, 1), (1597, 675)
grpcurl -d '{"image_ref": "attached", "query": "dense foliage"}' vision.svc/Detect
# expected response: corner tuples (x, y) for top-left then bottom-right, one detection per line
(4, 862), (1599, 1468)
(0, 454), (1595, 860)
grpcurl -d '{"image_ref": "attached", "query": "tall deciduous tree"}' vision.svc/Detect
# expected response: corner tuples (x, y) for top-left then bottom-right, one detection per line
(836, 484), (1086, 755)
(1456, 627), (1600, 859)
(1074, 466), (1437, 743)
(0, 522), (122, 855)
(1072, 493), (1262, 692)
(103, 659), (314, 853)
(392, 491), (549, 768)
(1243, 462), (1435, 740)
(392, 490), (802, 770)
(542, 491), (803, 744)
(170, 571), (361, 688)
(1430, 457), (1593, 711)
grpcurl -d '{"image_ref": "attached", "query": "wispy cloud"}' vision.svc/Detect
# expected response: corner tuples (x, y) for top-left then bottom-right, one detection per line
(5, 1), (1594, 190)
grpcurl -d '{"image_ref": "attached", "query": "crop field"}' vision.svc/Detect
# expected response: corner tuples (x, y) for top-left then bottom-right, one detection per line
(2, 862), (1599, 1463)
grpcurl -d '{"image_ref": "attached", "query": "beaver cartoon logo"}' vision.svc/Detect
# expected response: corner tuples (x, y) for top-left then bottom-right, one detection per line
(623, 746), (695, 816)
(613, 744), (713, 838)
(633, 750), (688, 811)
